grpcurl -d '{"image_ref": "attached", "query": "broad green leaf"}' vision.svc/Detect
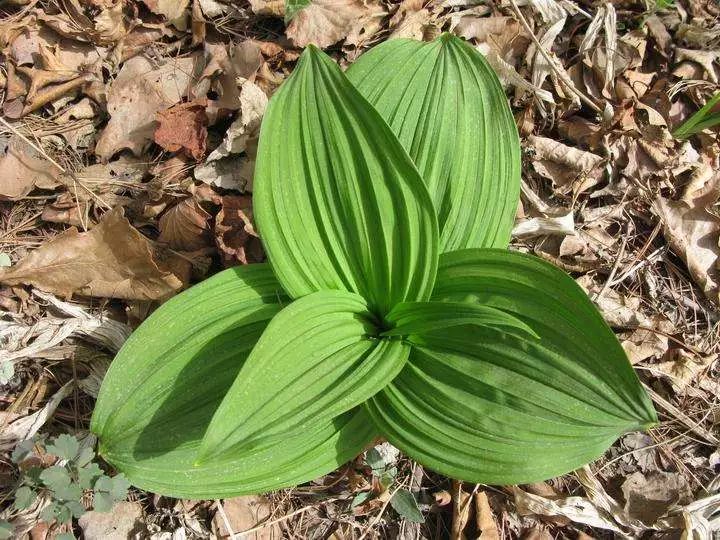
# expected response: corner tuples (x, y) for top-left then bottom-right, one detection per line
(366, 249), (657, 484)
(101, 408), (375, 499)
(91, 265), (376, 498)
(383, 300), (538, 341)
(346, 34), (521, 252)
(254, 45), (438, 316)
(198, 290), (410, 461)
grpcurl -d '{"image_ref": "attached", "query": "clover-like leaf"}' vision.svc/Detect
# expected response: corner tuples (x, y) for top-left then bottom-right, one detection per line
(78, 463), (103, 490)
(91, 265), (376, 498)
(13, 486), (36, 510)
(366, 249), (657, 484)
(347, 35), (521, 252)
(39, 466), (71, 492)
(198, 290), (409, 462)
(46, 434), (80, 461)
(254, 45), (438, 316)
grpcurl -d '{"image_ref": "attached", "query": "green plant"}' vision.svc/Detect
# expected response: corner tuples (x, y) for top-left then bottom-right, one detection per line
(91, 34), (656, 498)
(10, 434), (129, 526)
(673, 92), (720, 139)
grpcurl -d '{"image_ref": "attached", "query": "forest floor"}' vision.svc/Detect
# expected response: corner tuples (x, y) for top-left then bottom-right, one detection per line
(0, 0), (719, 538)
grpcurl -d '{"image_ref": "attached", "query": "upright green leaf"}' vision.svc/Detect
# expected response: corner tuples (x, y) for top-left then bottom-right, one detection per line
(347, 35), (521, 251)
(383, 300), (538, 341)
(198, 290), (410, 462)
(366, 249), (657, 484)
(92, 265), (376, 498)
(254, 45), (438, 316)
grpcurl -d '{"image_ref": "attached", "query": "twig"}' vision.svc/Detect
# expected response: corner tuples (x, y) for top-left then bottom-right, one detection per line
(644, 384), (719, 445)
(507, 0), (603, 114)
(238, 501), (331, 537)
(594, 237), (627, 303)
(215, 500), (236, 538)
(358, 485), (403, 540)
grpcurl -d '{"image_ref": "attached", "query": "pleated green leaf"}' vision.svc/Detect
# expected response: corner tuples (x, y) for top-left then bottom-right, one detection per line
(254, 45), (438, 316)
(198, 290), (410, 462)
(346, 34), (521, 252)
(366, 249), (657, 484)
(91, 265), (375, 498)
(382, 300), (538, 341)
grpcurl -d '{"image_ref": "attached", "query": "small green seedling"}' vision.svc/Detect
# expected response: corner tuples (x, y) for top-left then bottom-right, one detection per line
(91, 34), (656, 499)
(673, 92), (720, 139)
(10, 434), (129, 528)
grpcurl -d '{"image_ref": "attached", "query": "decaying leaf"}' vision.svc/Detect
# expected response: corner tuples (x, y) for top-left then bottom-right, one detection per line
(206, 82), (266, 161)
(214, 496), (279, 538)
(527, 135), (604, 195)
(654, 166), (720, 304)
(95, 54), (201, 160)
(154, 100), (208, 160)
(158, 198), (212, 251)
(621, 472), (693, 525)
(141, 0), (190, 20)
(286, 0), (378, 48)
(653, 350), (718, 392)
(215, 195), (264, 266)
(78, 501), (145, 540)
(0, 136), (61, 199)
(0, 208), (183, 301)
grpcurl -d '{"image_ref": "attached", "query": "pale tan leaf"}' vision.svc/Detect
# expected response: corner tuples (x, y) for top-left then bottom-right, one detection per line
(0, 136), (61, 200)
(286, 0), (372, 48)
(213, 496), (279, 539)
(141, 0), (190, 19)
(0, 208), (183, 301)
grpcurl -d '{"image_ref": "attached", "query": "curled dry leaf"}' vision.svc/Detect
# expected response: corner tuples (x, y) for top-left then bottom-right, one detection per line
(95, 54), (200, 161)
(207, 82), (267, 161)
(215, 195), (264, 266)
(527, 135), (604, 195)
(213, 496), (280, 539)
(0, 208), (183, 301)
(621, 472), (693, 525)
(0, 136), (62, 199)
(154, 100), (208, 160)
(286, 0), (378, 48)
(141, 0), (190, 20)
(158, 198), (212, 251)
(654, 166), (720, 304)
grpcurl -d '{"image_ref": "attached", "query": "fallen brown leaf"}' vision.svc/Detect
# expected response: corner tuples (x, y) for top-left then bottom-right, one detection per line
(286, 0), (375, 49)
(0, 136), (62, 200)
(141, 0), (190, 20)
(0, 208), (183, 301)
(215, 195), (264, 266)
(654, 165), (720, 304)
(154, 100), (208, 160)
(527, 135), (605, 195)
(95, 54), (201, 161)
(621, 472), (692, 525)
(158, 198), (211, 251)
(214, 496), (279, 539)
(79, 501), (145, 540)
(475, 491), (499, 540)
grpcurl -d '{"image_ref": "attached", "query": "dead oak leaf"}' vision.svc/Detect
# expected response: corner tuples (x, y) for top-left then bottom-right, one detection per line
(0, 136), (62, 200)
(158, 198), (211, 251)
(0, 208), (183, 301)
(527, 135), (604, 195)
(154, 100), (208, 160)
(654, 165), (720, 304)
(286, 0), (374, 49)
(215, 195), (264, 266)
(141, 0), (190, 20)
(95, 54), (200, 161)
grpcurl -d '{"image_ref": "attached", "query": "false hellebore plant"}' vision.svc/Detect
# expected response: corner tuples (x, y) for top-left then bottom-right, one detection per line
(92, 35), (657, 498)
